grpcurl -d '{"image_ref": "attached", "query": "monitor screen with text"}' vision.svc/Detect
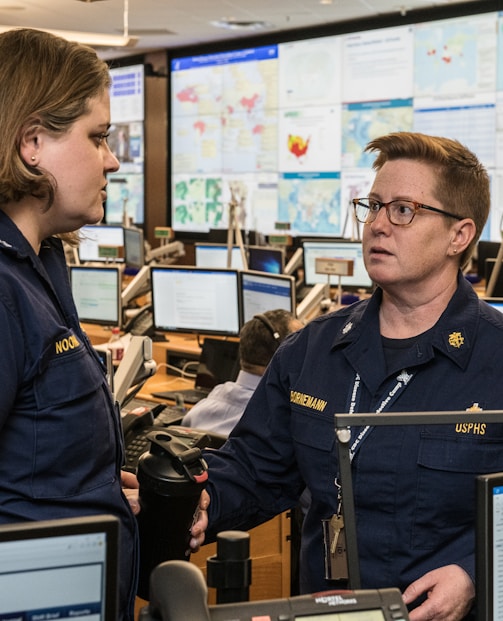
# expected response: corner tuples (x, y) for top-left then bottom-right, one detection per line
(151, 266), (241, 336)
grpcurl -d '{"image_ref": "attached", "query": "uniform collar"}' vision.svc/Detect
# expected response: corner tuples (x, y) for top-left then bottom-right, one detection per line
(0, 209), (35, 260)
(0, 209), (60, 272)
(0, 210), (73, 324)
(332, 274), (479, 389)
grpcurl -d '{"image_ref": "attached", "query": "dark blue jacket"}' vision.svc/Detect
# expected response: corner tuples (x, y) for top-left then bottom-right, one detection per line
(205, 274), (503, 608)
(0, 212), (138, 620)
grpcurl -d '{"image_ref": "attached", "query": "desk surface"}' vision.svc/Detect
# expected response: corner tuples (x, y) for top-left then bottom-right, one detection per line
(137, 370), (195, 403)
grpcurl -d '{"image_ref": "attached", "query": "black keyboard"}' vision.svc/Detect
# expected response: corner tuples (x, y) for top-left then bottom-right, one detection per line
(151, 388), (210, 405)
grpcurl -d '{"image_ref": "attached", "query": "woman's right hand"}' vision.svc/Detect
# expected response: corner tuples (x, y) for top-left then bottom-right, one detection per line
(189, 489), (210, 552)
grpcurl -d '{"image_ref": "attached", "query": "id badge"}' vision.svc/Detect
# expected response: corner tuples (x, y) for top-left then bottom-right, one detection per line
(322, 514), (348, 581)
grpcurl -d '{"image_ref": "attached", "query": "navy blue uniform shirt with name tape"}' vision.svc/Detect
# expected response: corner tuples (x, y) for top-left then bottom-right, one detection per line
(0, 211), (138, 621)
(204, 273), (503, 599)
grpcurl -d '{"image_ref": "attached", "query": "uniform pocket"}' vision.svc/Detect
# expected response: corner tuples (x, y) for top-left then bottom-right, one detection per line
(412, 432), (503, 549)
(291, 406), (337, 492)
(32, 342), (115, 498)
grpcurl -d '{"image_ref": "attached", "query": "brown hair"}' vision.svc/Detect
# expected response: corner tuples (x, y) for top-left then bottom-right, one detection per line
(239, 309), (299, 372)
(0, 28), (111, 243)
(365, 132), (490, 269)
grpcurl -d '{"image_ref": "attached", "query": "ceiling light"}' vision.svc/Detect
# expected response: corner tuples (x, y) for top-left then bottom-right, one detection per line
(0, 25), (138, 47)
(210, 19), (274, 31)
(17, 0), (139, 48)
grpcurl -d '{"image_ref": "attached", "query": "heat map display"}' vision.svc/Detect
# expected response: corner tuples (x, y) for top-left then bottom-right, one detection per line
(170, 10), (503, 242)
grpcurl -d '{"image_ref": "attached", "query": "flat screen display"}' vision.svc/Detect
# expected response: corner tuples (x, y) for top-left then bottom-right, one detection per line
(248, 246), (285, 274)
(108, 64), (145, 224)
(0, 515), (119, 621)
(483, 298), (503, 314)
(477, 471), (503, 621)
(169, 10), (503, 242)
(194, 243), (246, 270)
(240, 270), (296, 324)
(70, 265), (122, 327)
(151, 266), (241, 336)
(109, 63), (144, 123)
(78, 225), (125, 263)
(477, 240), (501, 280)
(302, 238), (373, 290)
(124, 227), (145, 269)
(105, 172), (144, 226)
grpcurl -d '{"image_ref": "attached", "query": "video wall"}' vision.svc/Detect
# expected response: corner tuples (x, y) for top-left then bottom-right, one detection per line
(169, 8), (503, 243)
(107, 63), (145, 225)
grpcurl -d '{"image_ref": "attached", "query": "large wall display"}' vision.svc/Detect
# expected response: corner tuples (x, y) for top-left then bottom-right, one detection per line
(107, 64), (145, 225)
(169, 9), (503, 243)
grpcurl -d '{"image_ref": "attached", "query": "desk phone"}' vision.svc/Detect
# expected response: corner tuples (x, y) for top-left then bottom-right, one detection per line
(121, 398), (227, 473)
(140, 560), (410, 621)
(121, 398), (186, 472)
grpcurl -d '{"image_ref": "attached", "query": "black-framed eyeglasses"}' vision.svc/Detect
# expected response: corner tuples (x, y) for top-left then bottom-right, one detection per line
(352, 197), (464, 226)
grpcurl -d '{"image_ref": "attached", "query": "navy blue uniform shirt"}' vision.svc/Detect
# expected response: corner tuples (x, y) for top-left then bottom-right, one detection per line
(0, 212), (138, 620)
(205, 274), (503, 612)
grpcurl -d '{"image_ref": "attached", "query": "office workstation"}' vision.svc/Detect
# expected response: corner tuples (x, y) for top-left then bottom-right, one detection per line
(74, 218), (502, 621)
(3, 2), (503, 621)
(71, 219), (379, 616)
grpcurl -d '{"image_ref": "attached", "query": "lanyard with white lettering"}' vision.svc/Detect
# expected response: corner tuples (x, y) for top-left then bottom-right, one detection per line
(326, 370), (414, 580)
(347, 369), (414, 461)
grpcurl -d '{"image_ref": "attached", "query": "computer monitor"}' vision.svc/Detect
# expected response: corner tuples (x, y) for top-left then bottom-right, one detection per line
(151, 266), (241, 337)
(70, 265), (122, 327)
(301, 238), (373, 291)
(477, 471), (503, 621)
(483, 298), (503, 314)
(124, 227), (145, 269)
(247, 245), (285, 274)
(208, 228), (264, 246)
(0, 514), (120, 621)
(240, 270), (296, 324)
(477, 240), (501, 280)
(105, 172), (144, 226)
(78, 225), (125, 263)
(485, 259), (503, 297)
(194, 243), (246, 270)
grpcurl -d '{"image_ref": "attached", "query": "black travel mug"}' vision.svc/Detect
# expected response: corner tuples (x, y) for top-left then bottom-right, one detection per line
(135, 429), (208, 600)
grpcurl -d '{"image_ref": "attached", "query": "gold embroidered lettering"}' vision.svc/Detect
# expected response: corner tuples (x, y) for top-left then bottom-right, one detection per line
(290, 390), (327, 413)
(55, 335), (81, 354)
(455, 422), (486, 435)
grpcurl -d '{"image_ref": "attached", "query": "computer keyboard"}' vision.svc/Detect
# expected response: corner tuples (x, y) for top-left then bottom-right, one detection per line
(151, 388), (210, 405)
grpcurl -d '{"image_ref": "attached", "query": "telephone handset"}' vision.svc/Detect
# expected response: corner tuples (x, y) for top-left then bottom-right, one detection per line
(121, 400), (226, 474)
(124, 305), (154, 337)
(122, 407), (156, 440)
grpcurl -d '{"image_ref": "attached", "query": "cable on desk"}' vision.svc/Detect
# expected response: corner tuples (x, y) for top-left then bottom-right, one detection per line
(155, 361), (197, 380)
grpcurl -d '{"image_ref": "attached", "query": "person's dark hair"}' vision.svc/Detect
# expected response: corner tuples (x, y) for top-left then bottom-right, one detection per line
(365, 131), (490, 269)
(0, 28), (111, 229)
(239, 309), (297, 372)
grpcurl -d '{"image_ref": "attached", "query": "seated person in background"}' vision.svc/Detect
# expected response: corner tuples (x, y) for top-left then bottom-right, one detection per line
(182, 309), (303, 435)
